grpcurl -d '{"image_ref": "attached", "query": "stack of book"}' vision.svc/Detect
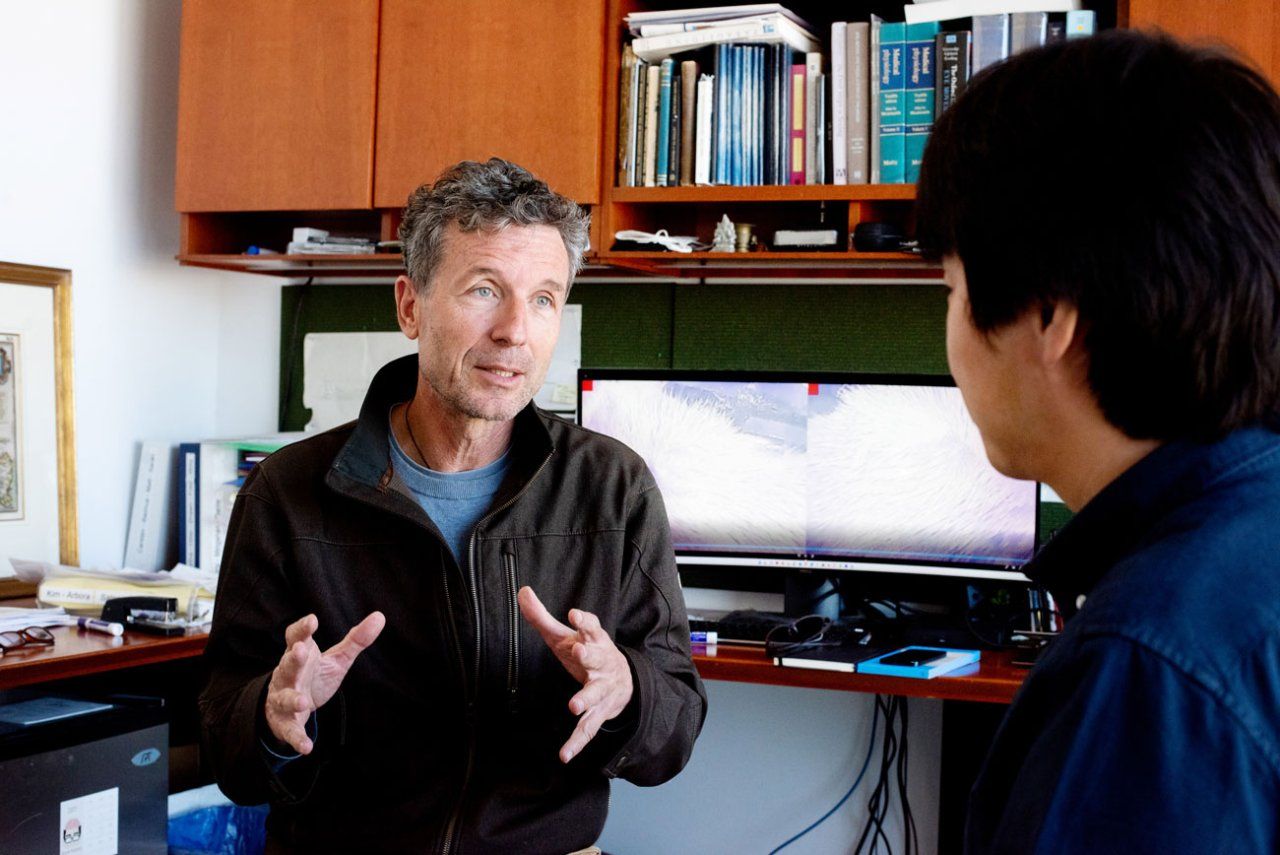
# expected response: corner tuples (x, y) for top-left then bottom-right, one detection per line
(286, 227), (377, 255)
(615, 1), (1095, 188)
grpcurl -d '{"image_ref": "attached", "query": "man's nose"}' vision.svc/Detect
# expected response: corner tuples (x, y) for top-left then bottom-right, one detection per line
(490, 297), (528, 346)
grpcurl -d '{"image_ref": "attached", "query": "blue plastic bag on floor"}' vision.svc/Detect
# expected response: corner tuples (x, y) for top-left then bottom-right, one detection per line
(168, 803), (268, 855)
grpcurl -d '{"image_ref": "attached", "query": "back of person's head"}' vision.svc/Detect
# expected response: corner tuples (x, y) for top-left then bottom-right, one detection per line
(917, 29), (1280, 441)
(398, 157), (590, 292)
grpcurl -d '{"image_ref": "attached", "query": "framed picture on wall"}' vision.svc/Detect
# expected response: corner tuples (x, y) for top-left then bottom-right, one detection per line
(0, 262), (77, 596)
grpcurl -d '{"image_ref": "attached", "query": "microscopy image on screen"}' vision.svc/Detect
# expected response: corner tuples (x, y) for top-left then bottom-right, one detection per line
(580, 380), (808, 551)
(807, 384), (1037, 566)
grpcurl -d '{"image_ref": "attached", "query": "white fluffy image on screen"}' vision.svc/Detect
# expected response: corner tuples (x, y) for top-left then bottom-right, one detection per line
(580, 380), (806, 551)
(807, 384), (1036, 565)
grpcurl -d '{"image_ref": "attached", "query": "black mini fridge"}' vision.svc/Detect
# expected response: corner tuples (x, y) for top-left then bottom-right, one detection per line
(0, 695), (168, 854)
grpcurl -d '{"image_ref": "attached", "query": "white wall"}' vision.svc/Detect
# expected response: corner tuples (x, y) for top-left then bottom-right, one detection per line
(0, 1), (280, 570)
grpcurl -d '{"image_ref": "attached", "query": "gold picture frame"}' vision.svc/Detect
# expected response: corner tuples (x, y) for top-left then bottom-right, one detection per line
(0, 262), (77, 598)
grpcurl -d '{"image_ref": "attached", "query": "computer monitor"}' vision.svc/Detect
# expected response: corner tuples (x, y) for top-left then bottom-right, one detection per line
(577, 370), (1038, 585)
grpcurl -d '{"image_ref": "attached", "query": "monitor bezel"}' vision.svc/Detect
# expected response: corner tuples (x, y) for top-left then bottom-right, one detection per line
(577, 367), (1039, 585)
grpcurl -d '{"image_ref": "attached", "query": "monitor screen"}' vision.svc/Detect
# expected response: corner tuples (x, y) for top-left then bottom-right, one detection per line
(578, 371), (1037, 582)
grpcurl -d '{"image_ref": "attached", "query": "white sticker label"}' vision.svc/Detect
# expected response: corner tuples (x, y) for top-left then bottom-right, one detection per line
(59, 787), (118, 855)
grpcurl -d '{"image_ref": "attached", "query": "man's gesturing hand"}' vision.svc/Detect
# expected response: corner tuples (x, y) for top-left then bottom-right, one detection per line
(264, 611), (386, 755)
(518, 586), (633, 764)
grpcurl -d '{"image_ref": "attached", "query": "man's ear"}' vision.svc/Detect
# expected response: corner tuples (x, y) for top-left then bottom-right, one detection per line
(394, 275), (420, 340)
(1038, 300), (1083, 371)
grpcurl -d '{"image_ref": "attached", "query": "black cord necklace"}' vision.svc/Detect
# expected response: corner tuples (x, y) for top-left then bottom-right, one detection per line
(402, 404), (431, 469)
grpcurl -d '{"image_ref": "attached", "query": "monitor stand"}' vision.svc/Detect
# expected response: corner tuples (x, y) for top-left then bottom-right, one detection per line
(784, 572), (841, 619)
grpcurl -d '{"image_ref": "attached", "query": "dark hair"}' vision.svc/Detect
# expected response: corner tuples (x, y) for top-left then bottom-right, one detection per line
(917, 29), (1280, 441)
(398, 158), (590, 292)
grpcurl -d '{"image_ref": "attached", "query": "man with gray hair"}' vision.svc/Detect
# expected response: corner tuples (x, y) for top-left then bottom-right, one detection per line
(200, 158), (707, 854)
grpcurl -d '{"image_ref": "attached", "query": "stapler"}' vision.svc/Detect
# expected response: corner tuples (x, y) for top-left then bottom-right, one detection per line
(101, 597), (186, 637)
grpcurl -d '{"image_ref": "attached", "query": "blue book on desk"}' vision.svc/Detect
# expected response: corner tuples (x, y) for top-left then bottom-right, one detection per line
(857, 647), (981, 679)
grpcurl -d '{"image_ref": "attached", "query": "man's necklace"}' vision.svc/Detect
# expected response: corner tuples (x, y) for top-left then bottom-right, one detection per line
(403, 406), (431, 469)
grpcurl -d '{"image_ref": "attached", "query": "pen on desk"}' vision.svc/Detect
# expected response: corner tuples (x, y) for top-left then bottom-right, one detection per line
(76, 617), (125, 637)
(690, 631), (717, 644)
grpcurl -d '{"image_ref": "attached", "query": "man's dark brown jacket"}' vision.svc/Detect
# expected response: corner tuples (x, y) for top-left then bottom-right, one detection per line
(199, 355), (707, 854)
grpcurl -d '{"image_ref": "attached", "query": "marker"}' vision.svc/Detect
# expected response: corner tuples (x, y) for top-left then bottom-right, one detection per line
(76, 617), (125, 637)
(690, 631), (717, 644)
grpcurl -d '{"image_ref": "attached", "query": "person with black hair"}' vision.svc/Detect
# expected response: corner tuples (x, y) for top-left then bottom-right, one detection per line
(916, 29), (1280, 853)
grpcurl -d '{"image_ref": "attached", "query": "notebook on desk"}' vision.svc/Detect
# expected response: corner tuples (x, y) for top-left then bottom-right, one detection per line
(773, 640), (898, 673)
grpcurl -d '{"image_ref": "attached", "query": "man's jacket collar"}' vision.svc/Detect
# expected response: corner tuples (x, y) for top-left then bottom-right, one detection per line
(326, 353), (555, 510)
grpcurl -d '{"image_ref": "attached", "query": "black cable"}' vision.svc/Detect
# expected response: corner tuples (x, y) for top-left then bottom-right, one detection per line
(896, 698), (918, 855)
(855, 695), (898, 855)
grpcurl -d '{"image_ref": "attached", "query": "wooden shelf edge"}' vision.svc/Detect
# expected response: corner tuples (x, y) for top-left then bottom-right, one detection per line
(609, 184), (918, 203)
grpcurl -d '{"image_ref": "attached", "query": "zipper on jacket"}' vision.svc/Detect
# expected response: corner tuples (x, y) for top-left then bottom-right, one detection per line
(439, 546), (476, 855)
(444, 450), (552, 855)
(503, 551), (520, 714)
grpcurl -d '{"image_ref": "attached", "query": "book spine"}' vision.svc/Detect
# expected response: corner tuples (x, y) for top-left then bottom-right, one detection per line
(804, 51), (822, 184)
(904, 22), (940, 184)
(643, 63), (661, 186)
(655, 58), (674, 186)
(667, 69), (682, 186)
(972, 14), (1010, 74)
(616, 45), (637, 187)
(848, 22), (870, 184)
(869, 15), (883, 184)
(747, 45), (757, 184)
(679, 60), (698, 185)
(731, 45), (743, 185)
(816, 72), (827, 184)
(696, 73), (714, 184)
(776, 45), (790, 185)
(831, 21), (848, 184)
(878, 22), (906, 184)
(1010, 11), (1047, 54)
(936, 31), (972, 116)
(1066, 9), (1096, 38)
(789, 63), (805, 184)
(178, 442), (199, 567)
(714, 44), (728, 184)
(1046, 14), (1067, 43)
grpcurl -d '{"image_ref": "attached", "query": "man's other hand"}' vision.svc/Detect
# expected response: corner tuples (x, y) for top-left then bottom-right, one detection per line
(264, 611), (386, 755)
(518, 586), (634, 764)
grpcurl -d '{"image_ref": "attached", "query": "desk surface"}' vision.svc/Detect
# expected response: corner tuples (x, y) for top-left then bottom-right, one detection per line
(692, 644), (1026, 704)
(0, 615), (1025, 703)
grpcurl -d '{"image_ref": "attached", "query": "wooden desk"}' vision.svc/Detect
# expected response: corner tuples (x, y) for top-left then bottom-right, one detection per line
(693, 644), (1026, 705)
(0, 624), (1026, 705)
(0, 622), (207, 691)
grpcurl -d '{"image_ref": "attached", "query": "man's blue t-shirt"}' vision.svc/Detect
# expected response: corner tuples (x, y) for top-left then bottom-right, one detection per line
(387, 427), (510, 565)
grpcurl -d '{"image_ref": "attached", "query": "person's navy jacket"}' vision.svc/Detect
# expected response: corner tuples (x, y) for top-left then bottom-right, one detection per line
(968, 426), (1280, 853)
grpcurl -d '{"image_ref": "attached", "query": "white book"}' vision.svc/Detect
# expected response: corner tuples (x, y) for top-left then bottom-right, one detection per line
(973, 14), (1011, 74)
(632, 15), (819, 62)
(643, 64), (661, 187)
(626, 4), (814, 34)
(804, 51), (822, 184)
(869, 15), (883, 184)
(695, 74), (714, 184)
(831, 21), (848, 184)
(124, 441), (175, 572)
(639, 14), (775, 36)
(903, 0), (1080, 25)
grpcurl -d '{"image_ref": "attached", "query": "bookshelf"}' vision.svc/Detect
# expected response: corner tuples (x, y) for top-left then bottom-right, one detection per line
(173, 0), (1280, 281)
(594, 0), (1125, 277)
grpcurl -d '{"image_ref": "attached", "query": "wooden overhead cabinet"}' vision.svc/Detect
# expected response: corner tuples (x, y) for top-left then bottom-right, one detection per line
(1128, 0), (1280, 87)
(374, 0), (607, 207)
(175, 0), (380, 212)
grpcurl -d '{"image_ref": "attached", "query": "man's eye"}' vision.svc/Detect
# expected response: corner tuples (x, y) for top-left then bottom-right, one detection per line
(475, 286), (494, 298)
(535, 295), (554, 308)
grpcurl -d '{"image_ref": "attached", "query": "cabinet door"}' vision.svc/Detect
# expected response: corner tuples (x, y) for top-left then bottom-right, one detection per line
(175, 0), (380, 212)
(374, 0), (606, 208)
(1129, 0), (1279, 88)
